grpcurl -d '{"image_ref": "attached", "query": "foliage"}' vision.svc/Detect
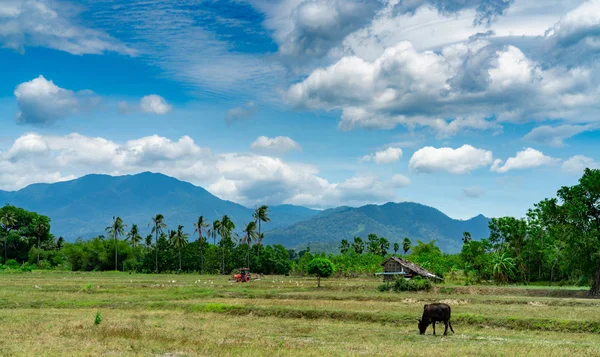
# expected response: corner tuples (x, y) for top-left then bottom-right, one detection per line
(94, 311), (102, 326)
(378, 276), (432, 292)
(306, 258), (335, 287)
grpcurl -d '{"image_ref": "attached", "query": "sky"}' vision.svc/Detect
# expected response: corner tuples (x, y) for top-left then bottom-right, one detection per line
(1, 0), (600, 220)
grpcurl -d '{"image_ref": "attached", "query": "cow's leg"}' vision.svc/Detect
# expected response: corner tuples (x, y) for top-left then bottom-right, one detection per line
(443, 321), (448, 336)
(432, 321), (436, 335)
(449, 320), (455, 333)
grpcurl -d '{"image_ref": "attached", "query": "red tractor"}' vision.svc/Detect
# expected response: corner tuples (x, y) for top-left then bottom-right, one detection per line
(233, 268), (251, 282)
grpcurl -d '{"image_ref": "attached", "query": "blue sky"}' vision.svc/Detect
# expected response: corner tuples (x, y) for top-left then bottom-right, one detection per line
(1, 0), (600, 219)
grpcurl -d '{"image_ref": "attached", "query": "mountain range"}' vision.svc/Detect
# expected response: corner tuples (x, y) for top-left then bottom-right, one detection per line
(0, 172), (491, 253)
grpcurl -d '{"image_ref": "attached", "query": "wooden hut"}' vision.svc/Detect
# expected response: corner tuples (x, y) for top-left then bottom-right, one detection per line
(376, 256), (443, 282)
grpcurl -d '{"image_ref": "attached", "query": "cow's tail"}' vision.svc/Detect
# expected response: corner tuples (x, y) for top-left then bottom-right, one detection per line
(449, 320), (454, 333)
(448, 305), (455, 333)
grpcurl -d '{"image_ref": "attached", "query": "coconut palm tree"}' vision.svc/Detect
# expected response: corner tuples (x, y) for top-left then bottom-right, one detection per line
(209, 220), (221, 246)
(126, 224), (142, 268)
(492, 252), (515, 284)
(33, 218), (49, 265)
(193, 216), (209, 273)
(105, 216), (127, 271)
(393, 242), (400, 255)
(0, 210), (16, 264)
(253, 205), (270, 246)
(402, 237), (411, 255)
(149, 214), (167, 273)
(171, 225), (189, 272)
(144, 234), (153, 252)
(218, 215), (235, 274)
(242, 221), (258, 269)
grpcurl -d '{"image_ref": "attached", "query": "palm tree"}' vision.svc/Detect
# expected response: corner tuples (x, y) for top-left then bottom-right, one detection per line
(171, 225), (189, 272)
(393, 242), (400, 255)
(105, 216), (127, 271)
(209, 220), (221, 246)
(242, 221), (258, 269)
(33, 218), (49, 266)
(144, 234), (153, 252)
(492, 252), (515, 284)
(149, 214), (167, 273)
(218, 215), (235, 274)
(126, 224), (142, 268)
(253, 205), (270, 246)
(0, 211), (16, 264)
(402, 237), (411, 255)
(193, 216), (209, 273)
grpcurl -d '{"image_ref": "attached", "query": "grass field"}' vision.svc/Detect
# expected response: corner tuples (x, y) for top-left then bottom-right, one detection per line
(1, 272), (600, 356)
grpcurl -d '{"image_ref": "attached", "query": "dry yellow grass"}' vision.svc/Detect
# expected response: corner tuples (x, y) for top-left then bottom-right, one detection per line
(0, 271), (599, 356)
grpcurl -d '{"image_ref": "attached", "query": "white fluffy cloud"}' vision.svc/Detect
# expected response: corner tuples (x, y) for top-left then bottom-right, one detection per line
(0, 132), (404, 208)
(361, 147), (403, 164)
(409, 145), (493, 174)
(0, 0), (134, 55)
(561, 155), (600, 174)
(491, 148), (558, 173)
(14, 75), (98, 125)
(286, 12), (600, 134)
(250, 136), (302, 155)
(140, 95), (172, 115)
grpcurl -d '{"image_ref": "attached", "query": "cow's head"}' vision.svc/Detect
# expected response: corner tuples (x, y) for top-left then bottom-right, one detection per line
(417, 319), (427, 334)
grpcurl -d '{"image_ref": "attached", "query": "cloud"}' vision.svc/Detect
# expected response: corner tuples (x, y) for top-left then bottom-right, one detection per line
(491, 148), (558, 173)
(140, 95), (172, 115)
(524, 124), (598, 147)
(561, 155), (600, 174)
(225, 102), (258, 124)
(14, 75), (99, 125)
(250, 136), (302, 155)
(0, 132), (400, 208)
(361, 147), (403, 164)
(0, 0), (134, 55)
(463, 186), (484, 198)
(393, 0), (515, 26)
(286, 34), (600, 133)
(409, 145), (493, 174)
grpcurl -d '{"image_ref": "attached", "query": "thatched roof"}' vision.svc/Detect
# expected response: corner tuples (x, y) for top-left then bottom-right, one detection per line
(382, 256), (443, 280)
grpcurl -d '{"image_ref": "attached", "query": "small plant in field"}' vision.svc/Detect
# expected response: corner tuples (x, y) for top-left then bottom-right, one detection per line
(81, 283), (94, 293)
(94, 311), (102, 325)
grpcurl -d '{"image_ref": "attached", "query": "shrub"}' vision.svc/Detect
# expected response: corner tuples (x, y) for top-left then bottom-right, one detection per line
(378, 276), (432, 292)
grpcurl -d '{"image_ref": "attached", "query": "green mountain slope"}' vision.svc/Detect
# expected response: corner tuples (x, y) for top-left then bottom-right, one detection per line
(265, 202), (490, 253)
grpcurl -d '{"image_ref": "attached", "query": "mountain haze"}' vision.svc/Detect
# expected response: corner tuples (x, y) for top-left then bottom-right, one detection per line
(267, 202), (490, 253)
(0, 172), (318, 240)
(0, 173), (490, 253)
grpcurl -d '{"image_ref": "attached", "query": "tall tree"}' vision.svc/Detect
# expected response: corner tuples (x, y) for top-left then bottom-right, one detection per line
(340, 239), (350, 254)
(33, 217), (50, 265)
(393, 242), (400, 255)
(367, 234), (380, 255)
(144, 234), (153, 252)
(171, 225), (189, 271)
(403, 237), (411, 255)
(126, 224), (142, 267)
(218, 215), (235, 274)
(149, 214), (167, 273)
(242, 221), (258, 269)
(352, 236), (364, 254)
(253, 205), (271, 245)
(462, 232), (472, 244)
(209, 220), (221, 246)
(193, 216), (209, 273)
(378, 237), (390, 256)
(0, 210), (16, 264)
(555, 168), (600, 296)
(105, 216), (126, 271)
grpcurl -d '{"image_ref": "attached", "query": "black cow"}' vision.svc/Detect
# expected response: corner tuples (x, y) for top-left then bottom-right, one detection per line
(418, 303), (454, 336)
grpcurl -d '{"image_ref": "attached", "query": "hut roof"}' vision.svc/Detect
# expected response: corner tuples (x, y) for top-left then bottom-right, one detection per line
(381, 256), (443, 280)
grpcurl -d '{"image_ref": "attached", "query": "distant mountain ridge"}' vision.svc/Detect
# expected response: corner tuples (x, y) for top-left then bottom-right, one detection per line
(266, 202), (490, 253)
(0, 172), (490, 253)
(0, 172), (318, 240)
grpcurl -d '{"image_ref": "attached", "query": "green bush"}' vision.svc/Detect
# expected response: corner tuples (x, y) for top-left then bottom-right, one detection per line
(378, 276), (432, 292)
(306, 258), (335, 287)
